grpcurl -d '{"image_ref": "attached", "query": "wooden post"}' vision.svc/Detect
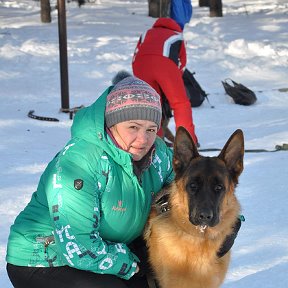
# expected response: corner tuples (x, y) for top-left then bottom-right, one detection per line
(40, 0), (51, 23)
(57, 0), (70, 111)
(148, 0), (170, 18)
(199, 0), (210, 7)
(210, 0), (223, 17)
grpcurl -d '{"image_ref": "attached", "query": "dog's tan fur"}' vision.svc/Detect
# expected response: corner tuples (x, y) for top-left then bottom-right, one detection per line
(145, 127), (244, 288)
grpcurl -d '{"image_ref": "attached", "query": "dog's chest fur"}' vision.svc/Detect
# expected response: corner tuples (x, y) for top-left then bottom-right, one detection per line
(147, 211), (231, 282)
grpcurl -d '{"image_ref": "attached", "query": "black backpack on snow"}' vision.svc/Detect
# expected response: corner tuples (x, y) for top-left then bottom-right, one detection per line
(222, 78), (257, 106)
(183, 69), (208, 107)
(161, 69), (209, 120)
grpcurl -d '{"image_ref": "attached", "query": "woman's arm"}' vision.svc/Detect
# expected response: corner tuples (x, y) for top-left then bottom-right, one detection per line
(45, 144), (138, 280)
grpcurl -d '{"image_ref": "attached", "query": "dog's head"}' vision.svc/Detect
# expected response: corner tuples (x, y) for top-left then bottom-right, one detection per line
(172, 127), (244, 228)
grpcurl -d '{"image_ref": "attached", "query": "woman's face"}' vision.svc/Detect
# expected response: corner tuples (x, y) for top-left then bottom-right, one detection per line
(110, 120), (158, 161)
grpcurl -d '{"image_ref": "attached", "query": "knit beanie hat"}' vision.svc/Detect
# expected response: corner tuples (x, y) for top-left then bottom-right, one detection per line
(105, 76), (162, 128)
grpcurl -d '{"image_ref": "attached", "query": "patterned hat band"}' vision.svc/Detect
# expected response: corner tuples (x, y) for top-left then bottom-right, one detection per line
(105, 76), (162, 128)
(105, 106), (162, 128)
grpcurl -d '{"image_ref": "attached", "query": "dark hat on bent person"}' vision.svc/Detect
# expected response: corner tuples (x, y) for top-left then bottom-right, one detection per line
(105, 74), (162, 128)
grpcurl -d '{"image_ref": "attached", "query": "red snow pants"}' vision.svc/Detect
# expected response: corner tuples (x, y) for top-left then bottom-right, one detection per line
(133, 55), (198, 144)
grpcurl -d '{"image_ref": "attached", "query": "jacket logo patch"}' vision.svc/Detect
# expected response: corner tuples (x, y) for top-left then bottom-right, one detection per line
(112, 200), (127, 212)
(74, 179), (84, 190)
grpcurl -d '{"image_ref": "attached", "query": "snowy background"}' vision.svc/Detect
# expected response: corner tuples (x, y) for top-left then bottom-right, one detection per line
(0, 0), (288, 287)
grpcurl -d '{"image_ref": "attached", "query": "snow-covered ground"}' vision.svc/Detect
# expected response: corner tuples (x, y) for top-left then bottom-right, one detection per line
(1, 0), (288, 287)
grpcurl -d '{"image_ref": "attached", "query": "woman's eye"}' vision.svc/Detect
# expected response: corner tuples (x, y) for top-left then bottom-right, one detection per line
(148, 128), (157, 133)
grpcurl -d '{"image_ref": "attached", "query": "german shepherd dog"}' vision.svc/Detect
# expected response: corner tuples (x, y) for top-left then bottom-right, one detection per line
(144, 127), (244, 288)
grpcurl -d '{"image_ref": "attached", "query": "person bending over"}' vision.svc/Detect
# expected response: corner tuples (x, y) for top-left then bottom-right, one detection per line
(132, 17), (198, 145)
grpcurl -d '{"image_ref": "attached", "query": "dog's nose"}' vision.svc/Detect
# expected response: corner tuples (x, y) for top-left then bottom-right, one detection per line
(198, 209), (213, 224)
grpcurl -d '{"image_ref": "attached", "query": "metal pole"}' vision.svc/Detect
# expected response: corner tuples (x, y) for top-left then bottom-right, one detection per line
(57, 0), (70, 111)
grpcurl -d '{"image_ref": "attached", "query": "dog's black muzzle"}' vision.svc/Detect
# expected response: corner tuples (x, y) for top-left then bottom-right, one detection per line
(190, 207), (219, 227)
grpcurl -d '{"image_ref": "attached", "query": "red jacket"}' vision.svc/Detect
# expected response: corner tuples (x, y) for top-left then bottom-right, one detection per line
(133, 18), (187, 73)
(133, 18), (198, 144)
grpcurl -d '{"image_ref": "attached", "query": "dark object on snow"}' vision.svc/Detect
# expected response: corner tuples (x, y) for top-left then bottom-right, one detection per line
(78, 0), (85, 7)
(28, 106), (85, 122)
(222, 78), (257, 106)
(183, 69), (209, 107)
(162, 68), (213, 125)
(199, 144), (288, 153)
(28, 110), (59, 122)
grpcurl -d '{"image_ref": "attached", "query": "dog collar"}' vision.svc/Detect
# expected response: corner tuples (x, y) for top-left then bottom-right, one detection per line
(152, 188), (171, 215)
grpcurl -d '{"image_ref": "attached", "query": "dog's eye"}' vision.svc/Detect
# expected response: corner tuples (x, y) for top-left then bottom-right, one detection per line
(214, 184), (224, 193)
(189, 183), (198, 192)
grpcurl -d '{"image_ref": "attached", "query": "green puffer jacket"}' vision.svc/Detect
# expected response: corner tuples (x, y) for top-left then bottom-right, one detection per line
(6, 87), (174, 280)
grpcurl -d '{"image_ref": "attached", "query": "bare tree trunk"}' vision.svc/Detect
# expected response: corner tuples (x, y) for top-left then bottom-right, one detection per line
(40, 0), (51, 23)
(148, 0), (170, 18)
(199, 0), (210, 7)
(210, 0), (223, 17)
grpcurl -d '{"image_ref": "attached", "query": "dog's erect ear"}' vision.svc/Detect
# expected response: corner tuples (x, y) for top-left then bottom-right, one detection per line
(218, 129), (244, 183)
(173, 126), (199, 176)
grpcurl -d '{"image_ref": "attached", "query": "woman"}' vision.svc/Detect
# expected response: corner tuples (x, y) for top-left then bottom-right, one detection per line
(6, 75), (174, 288)
(132, 17), (198, 145)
